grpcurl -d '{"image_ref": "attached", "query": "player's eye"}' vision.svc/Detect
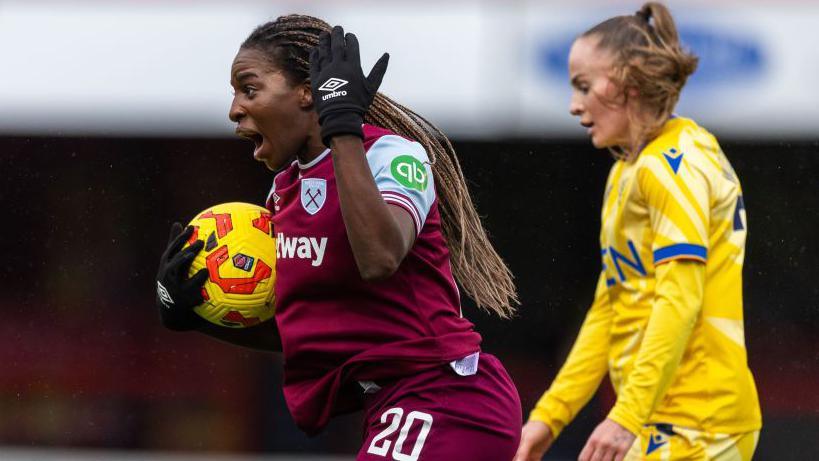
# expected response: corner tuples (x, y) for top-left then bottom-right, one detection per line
(243, 85), (257, 98)
(571, 79), (589, 95)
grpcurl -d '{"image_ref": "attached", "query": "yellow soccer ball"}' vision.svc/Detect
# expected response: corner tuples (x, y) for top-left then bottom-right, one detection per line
(183, 202), (276, 328)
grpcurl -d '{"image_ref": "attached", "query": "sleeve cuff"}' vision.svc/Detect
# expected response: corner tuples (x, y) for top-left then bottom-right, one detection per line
(529, 407), (564, 439)
(653, 243), (707, 265)
(607, 404), (644, 436)
(381, 191), (423, 235)
(528, 394), (572, 439)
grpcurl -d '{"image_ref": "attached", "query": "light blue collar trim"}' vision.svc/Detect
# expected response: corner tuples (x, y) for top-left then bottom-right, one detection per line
(298, 148), (331, 170)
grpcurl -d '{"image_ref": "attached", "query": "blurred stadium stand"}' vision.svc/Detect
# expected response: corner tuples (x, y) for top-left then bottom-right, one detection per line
(1, 1), (817, 460)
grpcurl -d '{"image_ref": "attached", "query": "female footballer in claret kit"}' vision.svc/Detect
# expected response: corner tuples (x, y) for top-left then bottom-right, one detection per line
(154, 15), (522, 461)
(515, 3), (761, 461)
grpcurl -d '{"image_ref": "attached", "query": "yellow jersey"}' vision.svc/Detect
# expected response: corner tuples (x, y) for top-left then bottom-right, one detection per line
(530, 117), (761, 437)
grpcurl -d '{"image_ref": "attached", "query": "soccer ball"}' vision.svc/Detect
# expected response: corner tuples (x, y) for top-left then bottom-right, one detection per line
(183, 202), (276, 328)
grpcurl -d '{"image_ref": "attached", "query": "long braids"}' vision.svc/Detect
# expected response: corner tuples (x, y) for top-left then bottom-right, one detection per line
(242, 14), (518, 318)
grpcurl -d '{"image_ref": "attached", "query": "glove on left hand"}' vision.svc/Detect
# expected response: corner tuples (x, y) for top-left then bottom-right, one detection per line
(310, 25), (389, 147)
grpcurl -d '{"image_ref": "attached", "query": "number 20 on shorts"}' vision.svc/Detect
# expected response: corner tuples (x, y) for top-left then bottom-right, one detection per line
(367, 407), (433, 461)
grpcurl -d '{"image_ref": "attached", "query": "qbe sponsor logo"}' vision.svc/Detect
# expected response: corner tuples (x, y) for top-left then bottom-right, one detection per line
(390, 155), (428, 191)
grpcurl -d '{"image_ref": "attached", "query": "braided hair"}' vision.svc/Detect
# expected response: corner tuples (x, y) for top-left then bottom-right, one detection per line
(241, 15), (518, 318)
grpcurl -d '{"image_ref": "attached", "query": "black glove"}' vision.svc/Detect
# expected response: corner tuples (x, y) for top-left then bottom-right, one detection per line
(155, 223), (209, 331)
(310, 25), (389, 147)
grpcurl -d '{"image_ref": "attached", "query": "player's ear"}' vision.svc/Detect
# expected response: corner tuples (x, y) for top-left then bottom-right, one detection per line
(299, 82), (313, 108)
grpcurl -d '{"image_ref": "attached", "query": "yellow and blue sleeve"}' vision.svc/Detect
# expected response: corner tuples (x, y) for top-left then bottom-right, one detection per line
(529, 274), (613, 438)
(637, 152), (710, 265)
(607, 256), (706, 435)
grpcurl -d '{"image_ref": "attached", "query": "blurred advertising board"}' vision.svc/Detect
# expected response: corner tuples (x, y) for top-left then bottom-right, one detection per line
(520, 3), (819, 139)
(0, 1), (817, 139)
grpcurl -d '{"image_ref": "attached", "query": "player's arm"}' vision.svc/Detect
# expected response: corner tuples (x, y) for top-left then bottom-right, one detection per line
(331, 135), (415, 281)
(309, 27), (409, 281)
(195, 320), (282, 352)
(607, 259), (703, 434)
(528, 273), (614, 438)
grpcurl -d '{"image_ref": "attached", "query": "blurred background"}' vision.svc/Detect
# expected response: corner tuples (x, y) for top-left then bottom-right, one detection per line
(1, 0), (817, 460)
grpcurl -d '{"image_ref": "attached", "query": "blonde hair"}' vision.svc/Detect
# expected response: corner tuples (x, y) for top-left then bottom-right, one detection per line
(582, 2), (699, 159)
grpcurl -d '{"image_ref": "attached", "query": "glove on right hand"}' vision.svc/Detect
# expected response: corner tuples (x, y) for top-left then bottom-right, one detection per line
(155, 223), (209, 331)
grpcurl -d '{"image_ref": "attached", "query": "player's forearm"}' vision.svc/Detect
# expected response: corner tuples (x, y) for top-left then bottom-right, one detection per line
(608, 260), (705, 434)
(531, 275), (612, 438)
(196, 319), (282, 352)
(330, 135), (409, 281)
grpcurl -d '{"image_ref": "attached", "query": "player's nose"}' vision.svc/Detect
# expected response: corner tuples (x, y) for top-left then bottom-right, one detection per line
(229, 97), (246, 123)
(569, 98), (583, 117)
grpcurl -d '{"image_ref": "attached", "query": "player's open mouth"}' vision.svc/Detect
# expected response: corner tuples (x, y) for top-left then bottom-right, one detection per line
(580, 121), (594, 135)
(236, 128), (266, 158)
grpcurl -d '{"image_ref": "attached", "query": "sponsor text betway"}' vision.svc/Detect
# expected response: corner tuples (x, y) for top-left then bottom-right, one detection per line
(276, 233), (328, 267)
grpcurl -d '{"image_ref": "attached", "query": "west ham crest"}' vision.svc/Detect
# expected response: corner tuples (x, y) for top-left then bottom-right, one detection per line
(300, 178), (327, 215)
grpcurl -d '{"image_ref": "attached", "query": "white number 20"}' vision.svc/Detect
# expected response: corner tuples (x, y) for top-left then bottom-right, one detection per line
(366, 407), (433, 461)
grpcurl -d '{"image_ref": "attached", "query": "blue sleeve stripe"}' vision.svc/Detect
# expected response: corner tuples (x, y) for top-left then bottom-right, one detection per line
(653, 243), (707, 265)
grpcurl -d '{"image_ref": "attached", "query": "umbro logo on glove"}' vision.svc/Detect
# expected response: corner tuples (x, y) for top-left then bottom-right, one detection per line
(319, 77), (349, 101)
(309, 25), (389, 146)
(156, 281), (174, 308)
(318, 77), (349, 92)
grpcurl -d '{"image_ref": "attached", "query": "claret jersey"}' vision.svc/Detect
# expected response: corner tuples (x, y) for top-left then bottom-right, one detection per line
(267, 125), (482, 435)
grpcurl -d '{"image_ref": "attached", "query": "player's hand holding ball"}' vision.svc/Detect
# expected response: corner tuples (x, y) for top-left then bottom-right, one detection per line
(156, 203), (276, 330)
(309, 25), (389, 146)
(155, 223), (209, 331)
(514, 420), (555, 461)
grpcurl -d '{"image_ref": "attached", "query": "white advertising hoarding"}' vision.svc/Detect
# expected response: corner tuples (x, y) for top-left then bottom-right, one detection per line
(0, 0), (517, 138)
(520, 3), (819, 138)
(0, 1), (817, 139)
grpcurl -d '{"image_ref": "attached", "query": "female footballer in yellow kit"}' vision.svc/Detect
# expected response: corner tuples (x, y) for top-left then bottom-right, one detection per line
(515, 3), (761, 461)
